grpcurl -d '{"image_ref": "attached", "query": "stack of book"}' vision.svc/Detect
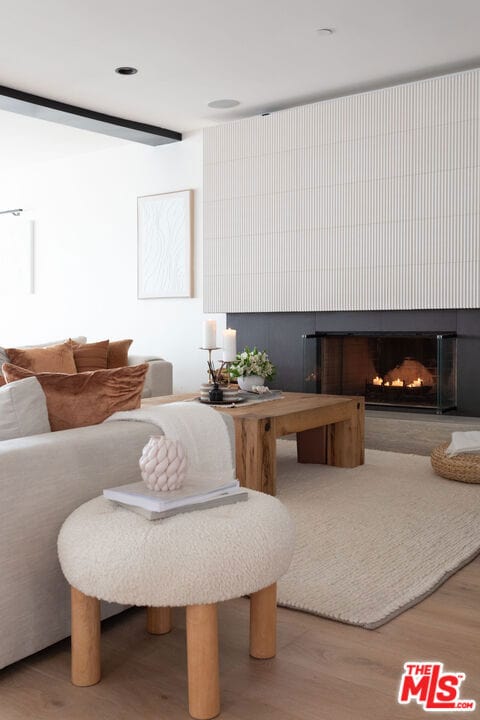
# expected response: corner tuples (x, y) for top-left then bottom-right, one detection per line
(103, 475), (247, 520)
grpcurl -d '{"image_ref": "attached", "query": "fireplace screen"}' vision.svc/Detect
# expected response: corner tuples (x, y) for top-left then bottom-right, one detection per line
(304, 332), (456, 412)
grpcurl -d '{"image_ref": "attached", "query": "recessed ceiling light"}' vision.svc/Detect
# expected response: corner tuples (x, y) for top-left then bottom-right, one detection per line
(207, 99), (240, 109)
(115, 66), (138, 75)
(316, 28), (334, 36)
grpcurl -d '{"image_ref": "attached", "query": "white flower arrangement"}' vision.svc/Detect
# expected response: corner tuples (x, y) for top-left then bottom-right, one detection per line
(229, 346), (276, 381)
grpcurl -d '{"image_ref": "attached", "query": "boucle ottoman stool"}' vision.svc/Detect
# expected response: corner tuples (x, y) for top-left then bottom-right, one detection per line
(58, 491), (295, 720)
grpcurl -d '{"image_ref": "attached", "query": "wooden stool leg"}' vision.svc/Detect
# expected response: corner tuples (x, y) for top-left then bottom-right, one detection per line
(250, 583), (277, 659)
(146, 607), (172, 635)
(186, 604), (220, 720)
(71, 586), (101, 686)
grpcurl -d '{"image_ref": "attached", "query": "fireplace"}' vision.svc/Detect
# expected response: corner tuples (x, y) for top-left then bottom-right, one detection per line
(303, 332), (457, 412)
(227, 310), (479, 416)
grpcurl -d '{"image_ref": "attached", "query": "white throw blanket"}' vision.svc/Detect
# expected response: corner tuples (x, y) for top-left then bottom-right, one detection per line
(104, 402), (235, 483)
(446, 431), (480, 457)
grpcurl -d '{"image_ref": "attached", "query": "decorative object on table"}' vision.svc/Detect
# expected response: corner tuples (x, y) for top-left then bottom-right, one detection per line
(200, 322), (237, 384)
(200, 384), (240, 403)
(222, 328), (237, 362)
(238, 375), (264, 391)
(251, 385), (271, 395)
(200, 397), (247, 406)
(217, 365), (232, 386)
(229, 346), (276, 391)
(204, 354), (230, 390)
(139, 435), (187, 491)
(137, 190), (193, 299)
(202, 319), (217, 349)
(200, 319), (220, 382)
(208, 383), (224, 403)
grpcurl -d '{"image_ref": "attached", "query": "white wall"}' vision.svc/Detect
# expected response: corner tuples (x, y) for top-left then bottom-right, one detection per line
(204, 68), (480, 312)
(0, 130), (225, 392)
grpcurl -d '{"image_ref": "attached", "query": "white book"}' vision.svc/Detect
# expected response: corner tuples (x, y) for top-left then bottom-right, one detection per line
(103, 476), (240, 512)
(112, 488), (248, 520)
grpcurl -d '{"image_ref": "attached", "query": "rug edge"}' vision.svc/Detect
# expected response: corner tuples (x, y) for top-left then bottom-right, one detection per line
(277, 544), (480, 630)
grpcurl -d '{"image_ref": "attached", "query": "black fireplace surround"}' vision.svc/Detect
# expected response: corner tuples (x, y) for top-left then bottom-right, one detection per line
(226, 310), (480, 417)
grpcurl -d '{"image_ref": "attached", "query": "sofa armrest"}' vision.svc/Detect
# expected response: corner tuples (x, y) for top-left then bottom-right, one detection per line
(128, 356), (173, 397)
(0, 420), (159, 670)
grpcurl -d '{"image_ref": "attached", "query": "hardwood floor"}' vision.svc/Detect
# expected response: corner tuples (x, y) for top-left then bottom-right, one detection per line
(365, 410), (480, 455)
(1, 556), (480, 719)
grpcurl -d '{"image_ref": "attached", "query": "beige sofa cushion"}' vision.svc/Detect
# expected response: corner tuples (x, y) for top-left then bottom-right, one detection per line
(0, 377), (51, 440)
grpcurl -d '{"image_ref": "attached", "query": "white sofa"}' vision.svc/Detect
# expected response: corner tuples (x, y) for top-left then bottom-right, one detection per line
(0, 419), (160, 670)
(0, 409), (235, 671)
(0, 343), (173, 669)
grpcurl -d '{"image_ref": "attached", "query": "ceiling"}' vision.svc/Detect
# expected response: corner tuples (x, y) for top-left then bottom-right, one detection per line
(0, 0), (479, 135)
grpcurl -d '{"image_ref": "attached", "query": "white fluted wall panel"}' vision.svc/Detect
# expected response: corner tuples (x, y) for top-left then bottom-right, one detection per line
(204, 69), (480, 312)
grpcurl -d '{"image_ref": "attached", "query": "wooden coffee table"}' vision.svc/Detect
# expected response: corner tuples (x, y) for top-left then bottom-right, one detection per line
(143, 392), (364, 496)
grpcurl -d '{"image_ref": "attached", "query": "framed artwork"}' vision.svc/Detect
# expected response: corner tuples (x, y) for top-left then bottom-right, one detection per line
(0, 218), (34, 295)
(137, 189), (193, 299)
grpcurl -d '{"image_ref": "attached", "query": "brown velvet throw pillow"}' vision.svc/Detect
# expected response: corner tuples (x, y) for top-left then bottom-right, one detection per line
(69, 339), (110, 373)
(6, 341), (77, 374)
(2, 363), (148, 431)
(108, 339), (133, 368)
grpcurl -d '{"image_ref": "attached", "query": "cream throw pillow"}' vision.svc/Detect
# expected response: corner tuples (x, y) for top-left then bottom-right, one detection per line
(0, 376), (51, 440)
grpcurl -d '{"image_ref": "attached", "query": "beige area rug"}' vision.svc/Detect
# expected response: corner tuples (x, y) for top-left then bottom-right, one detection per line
(276, 440), (480, 629)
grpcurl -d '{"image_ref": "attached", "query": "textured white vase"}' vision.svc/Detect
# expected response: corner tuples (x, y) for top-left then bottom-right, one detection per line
(238, 375), (265, 391)
(139, 435), (187, 491)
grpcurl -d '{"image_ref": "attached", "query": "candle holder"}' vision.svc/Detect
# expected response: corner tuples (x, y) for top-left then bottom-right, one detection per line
(199, 347), (235, 387)
(206, 359), (230, 387)
(199, 347), (220, 383)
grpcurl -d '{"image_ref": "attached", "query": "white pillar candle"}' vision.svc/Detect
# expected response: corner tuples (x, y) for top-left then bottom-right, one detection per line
(202, 319), (217, 349)
(222, 328), (237, 362)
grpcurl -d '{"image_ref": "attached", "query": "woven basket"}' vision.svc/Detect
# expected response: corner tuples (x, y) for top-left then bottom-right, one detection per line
(430, 442), (480, 483)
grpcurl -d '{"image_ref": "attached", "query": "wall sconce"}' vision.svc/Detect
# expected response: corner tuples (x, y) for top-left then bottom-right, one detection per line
(0, 209), (23, 216)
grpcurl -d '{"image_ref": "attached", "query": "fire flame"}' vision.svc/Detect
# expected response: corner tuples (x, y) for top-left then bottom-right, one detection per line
(371, 376), (423, 388)
(407, 377), (423, 388)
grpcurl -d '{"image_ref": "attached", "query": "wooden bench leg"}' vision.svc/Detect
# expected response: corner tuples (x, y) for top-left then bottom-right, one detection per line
(186, 603), (220, 720)
(297, 400), (365, 468)
(297, 426), (327, 463)
(328, 401), (365, 467)
(146, 607), (172, 635)
(71, 586), (101, 686)
(249, 583), (277, 659)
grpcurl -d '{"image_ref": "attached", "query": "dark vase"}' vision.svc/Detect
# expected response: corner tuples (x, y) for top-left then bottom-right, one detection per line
(208, 383), (224, 402)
